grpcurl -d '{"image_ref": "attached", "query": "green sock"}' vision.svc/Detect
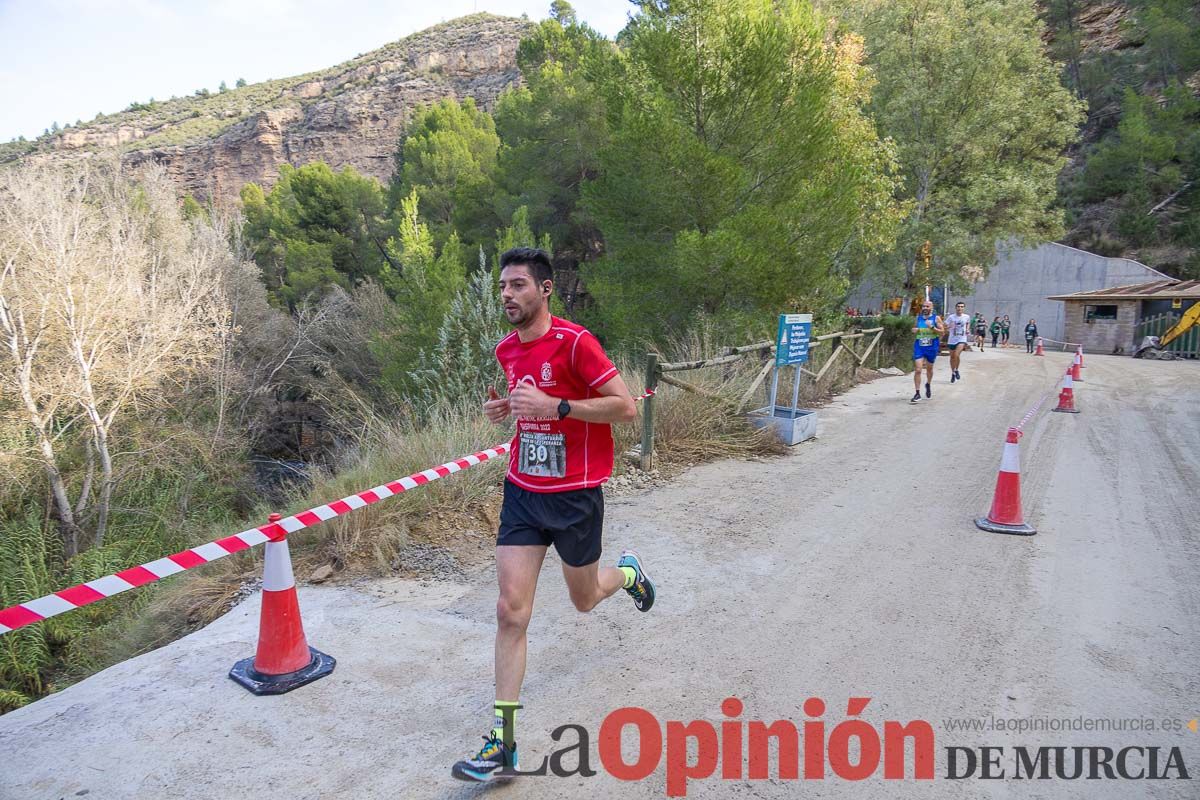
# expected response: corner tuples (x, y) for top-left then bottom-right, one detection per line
(492, 700), (519, 747)
(619, 565), (637, 589)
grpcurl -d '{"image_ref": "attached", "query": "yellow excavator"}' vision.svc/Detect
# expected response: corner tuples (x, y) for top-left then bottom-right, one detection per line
(1134, 303), (1200, 359)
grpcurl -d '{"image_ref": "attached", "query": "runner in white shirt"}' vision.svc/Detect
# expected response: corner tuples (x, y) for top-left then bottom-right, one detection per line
(946, 302), (972, 383)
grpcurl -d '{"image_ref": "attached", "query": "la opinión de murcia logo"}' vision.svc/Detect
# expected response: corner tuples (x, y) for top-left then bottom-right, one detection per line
(489, 698), (1193, 797)
(946, 745), (1190, 780)
(494, 697), (932, 796)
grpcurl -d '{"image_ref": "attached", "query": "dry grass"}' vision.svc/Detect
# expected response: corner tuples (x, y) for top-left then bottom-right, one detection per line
(279, 399), (508, 571)
(613, 322), (913, 469)
(611, 323), (788, 469)
(614, 354), (786, 465)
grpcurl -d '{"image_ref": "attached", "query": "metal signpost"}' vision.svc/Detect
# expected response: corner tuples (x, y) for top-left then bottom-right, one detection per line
(769, 313), (813, 417)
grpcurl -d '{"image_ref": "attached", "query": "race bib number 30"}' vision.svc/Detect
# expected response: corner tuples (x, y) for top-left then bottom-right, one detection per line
(518, 431), (567, 478)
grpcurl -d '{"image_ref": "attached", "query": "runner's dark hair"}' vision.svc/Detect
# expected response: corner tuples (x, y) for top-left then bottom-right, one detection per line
(500, 247), (553, 285)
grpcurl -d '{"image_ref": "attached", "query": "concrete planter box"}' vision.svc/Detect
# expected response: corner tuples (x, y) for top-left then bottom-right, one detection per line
(748, 406), (818, 446)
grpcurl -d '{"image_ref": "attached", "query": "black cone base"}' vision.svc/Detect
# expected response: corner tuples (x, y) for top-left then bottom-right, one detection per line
(229, 646), (336, 695)
(975, 517), (1036, 536)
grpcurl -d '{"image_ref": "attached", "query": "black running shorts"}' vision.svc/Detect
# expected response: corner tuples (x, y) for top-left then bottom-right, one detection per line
(497, 480), (604, 567)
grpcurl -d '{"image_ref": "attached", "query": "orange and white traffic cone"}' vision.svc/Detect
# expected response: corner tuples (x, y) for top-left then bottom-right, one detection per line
(1052, 368), (1080, 414)
(1034, 338), (1045, 356)
(230, 513), (336, 695)
(1071, 350), (1083, 382)
(975, 428), (1036, 535)
(1076, 345), (1085, 369)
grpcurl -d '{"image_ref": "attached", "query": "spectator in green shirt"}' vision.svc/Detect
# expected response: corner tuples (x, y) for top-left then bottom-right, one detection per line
(990, 317), (1001, 348)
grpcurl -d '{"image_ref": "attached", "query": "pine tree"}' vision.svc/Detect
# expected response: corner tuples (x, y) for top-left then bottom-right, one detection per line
(584, 0), (902, 342)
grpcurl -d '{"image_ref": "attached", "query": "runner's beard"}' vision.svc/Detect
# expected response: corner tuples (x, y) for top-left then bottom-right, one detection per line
(505, 300), (542, 328)
(505, 304), (530, 327)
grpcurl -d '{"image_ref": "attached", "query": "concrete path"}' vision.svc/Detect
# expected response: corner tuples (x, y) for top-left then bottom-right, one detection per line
(2, 348), (1198, 799)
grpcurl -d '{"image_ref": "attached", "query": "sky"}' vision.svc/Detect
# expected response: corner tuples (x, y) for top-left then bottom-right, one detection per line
(0, 0), (634, 141)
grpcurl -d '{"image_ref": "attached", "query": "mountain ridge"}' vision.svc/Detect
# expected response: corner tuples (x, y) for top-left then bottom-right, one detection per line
(5, 13), (531, 203)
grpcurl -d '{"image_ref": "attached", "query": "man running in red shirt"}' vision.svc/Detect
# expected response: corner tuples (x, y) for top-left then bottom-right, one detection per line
(452, 247), (655, 782)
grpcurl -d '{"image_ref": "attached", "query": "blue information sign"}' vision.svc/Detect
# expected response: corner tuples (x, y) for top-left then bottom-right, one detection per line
(775, 313), (812, 366)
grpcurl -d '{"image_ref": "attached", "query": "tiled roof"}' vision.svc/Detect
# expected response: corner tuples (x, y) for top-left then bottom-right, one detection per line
(1048, 279), (1200, 301)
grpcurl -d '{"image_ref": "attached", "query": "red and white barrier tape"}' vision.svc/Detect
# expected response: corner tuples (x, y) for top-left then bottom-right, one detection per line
(1012, 357), (1081, 433)
(1035, 336), (1082, 352)
(0, 389), (657, 637)
(1013, 392), (1051, 432)
(0, 443), (512, 636)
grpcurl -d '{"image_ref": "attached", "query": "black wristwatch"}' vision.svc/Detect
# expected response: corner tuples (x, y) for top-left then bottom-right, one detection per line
(557, 398), (571, 419)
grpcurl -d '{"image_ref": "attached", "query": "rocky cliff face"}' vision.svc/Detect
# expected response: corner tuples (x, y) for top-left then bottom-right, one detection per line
(29, 14), (529, 203)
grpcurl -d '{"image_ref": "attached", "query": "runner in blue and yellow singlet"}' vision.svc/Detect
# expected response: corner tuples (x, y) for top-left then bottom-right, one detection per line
(911, 300), (945, 403)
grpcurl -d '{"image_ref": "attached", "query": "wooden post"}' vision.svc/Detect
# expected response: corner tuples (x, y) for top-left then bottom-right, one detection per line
(737, 355), (776, 412)
(658, 373), (729, 403)
(857, 329), (882, 368)
(814, 337), (843, 383)
(640, 353), (659, 471)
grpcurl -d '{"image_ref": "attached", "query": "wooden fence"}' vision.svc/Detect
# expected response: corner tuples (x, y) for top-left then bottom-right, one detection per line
(635, 327), (883, 470)
(1136, 312), (1199, 358)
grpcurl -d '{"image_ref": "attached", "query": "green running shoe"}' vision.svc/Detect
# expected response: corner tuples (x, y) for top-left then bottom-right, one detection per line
(451, 734), (517, 782)
(618, 549), (655, 612)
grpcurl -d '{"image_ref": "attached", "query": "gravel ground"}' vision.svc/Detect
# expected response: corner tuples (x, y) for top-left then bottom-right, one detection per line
(2, 349), (1198, 800)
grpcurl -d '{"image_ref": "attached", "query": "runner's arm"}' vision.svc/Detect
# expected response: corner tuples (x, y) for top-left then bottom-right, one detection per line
(565, 374), (637, 424)
(507, 375), (637, 424)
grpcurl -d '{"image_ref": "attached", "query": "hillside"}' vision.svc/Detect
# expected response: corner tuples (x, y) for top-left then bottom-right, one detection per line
(1044, 0), (1200, 278)
(1, 14), (531, 202)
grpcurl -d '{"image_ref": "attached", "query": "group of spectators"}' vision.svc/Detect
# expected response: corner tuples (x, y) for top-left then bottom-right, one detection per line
(970, 313), (1040, 353)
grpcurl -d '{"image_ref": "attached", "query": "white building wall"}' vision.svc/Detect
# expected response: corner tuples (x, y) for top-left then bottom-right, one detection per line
(846, 243), (1168, 343)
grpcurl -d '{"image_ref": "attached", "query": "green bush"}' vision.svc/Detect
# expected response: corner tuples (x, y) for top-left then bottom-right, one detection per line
(878, 314), (916, 345)
(407, 265), (507, 410)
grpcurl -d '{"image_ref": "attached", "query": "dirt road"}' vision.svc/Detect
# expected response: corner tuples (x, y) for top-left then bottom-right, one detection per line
(3, 349), (1198, 799)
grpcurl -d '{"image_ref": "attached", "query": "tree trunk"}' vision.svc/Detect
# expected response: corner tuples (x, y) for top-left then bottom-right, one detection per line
(75, 438), (95, 517)
(904, 170), (932, 297)
(68, 333), (116, 549)
(93, 426), (114, 549)
(5, 320), (80, 556)
(39, 450), (80, 558)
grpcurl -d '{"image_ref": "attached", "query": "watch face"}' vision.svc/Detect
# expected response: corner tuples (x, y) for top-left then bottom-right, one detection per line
(558, 399), (570, 418)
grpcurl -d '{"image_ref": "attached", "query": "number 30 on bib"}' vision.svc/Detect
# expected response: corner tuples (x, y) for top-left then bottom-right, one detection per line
(517, 431), (566, 478)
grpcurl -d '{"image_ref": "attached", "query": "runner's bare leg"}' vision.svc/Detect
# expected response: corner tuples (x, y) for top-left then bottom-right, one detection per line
(913, 358), (927, 392)
(561, 560), (625, 613)
(495, 545), (548, 701)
